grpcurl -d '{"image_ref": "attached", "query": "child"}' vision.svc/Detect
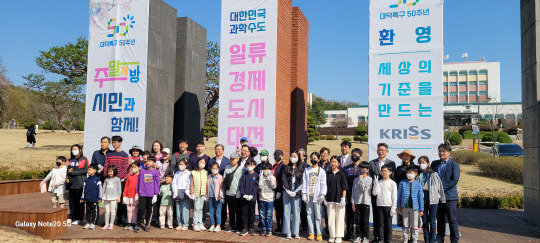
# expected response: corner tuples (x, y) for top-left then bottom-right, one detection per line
(157, 148), (171, 182)
(417, 156), (445, 243)
(41, 156), (68, 208)
(259, 162), (277, 237)
(189, 157), (208, 231)
(372, 165), (397, 243)
(239, 160), (259, 236)
(141, 151), (154, 170)
(207, 162), (224, 232)
(134, 156), (160, 233)
(302, 152), (327, 241)
(80, 164), (102, 230)
(102, 165), (122, 230)
(223, 152), (244, 233)
(397, 166), (424, 243)
(172, 159), (191, 230)
(351, 162), (372, 243)
(123, 162), (140, 230)
(325, 156), (348, 243)
(159, 173), (174, 229)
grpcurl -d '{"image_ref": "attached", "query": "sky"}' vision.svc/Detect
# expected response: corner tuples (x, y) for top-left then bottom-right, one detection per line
(0, 0), (521, 104)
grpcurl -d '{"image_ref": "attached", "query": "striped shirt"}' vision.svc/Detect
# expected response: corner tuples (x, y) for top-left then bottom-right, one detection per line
(104, 150), (130, 179)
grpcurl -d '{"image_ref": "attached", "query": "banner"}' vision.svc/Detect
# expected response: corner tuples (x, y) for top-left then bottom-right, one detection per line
(84, 0), (149, 157)
(218, 0), (278, 160)
(368, 0), (444, 163)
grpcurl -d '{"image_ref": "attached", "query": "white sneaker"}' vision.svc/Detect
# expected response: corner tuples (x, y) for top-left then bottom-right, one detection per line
(193, 225), (201, 232)
(361, 238), (369, 243)
(83, 223), (91, 229)
(353, 237), (361, 243)
(199, 225), (207, 231)
(72, 220), (80, 225)
(89, 224), (95, 230)
(67, 219), (72, 224)
(328, 238), (335, 243)
(286, 234), (292, 240)
(335, 238), (342, 243)
(214, 226), (221, 232)
(208, 225), (215, 232)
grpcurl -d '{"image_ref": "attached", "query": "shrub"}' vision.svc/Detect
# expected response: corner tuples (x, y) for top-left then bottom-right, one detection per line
(477, 156), (523, 184)
(355, 124), (367, 136)
(482, 134), (494, 142)
(482, 132), (511, 143)
(450, 150), (490, 165)
(444, 132), (462, 145)
(325, 135), (336, 140)
(342, 137), (352, 142)
(43, 121), (59, 130)
(308, 137), (316, 143)
(503, 126), (519, 135)
(0, 169), (51, 180)
(460, 193), (523, 209)
(497, 133), (513, 143)
(315, 135), (324, 141)
(78, 120), (85, 131)
(459, 125), (472, 133)
(19, 116), (37, 129)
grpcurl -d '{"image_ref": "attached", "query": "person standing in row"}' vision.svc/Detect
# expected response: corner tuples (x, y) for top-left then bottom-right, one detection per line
(172, 159), (191, 231)
(101, 166), (122, 230)
(351, 162), (372, 243)
(67, 144), (89, 225)
(189, 157), (208, 231)
(417, 156), (445, 243)
(223, 153), (244, 233)
(372, 165), (397, 243)
(272, 149), (286, 233)
(207, 162), (224, 232)
(134, 156), (160, 233)
(325, 155), (348, 243)
(302, 152), (327, 241)
(282, 152), (304, 239)
(259, 162), (277, 237)
(343, 148), (363, 241)
(104, 135), (129, 227)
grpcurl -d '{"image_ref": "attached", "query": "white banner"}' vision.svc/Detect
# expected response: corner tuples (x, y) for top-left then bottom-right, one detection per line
(218, 0), (278, 160)
(84, 0), (149, 157)
(368, 0), (444, 163)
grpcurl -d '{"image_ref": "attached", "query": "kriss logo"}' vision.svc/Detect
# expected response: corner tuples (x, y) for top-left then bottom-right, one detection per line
(380, 126), (431, 140)
(107, 15), (135, 37)
(389, 0), (420, 8)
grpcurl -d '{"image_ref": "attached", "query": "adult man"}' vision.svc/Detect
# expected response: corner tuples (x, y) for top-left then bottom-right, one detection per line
(340, 141), (353, 168)
(431, 143), (460, 243)
(90, 136), (112, 182)
(168, 139), (191, 174)
(239, 145), (251, 172)
(368, 143), (396, 243)
(209, 144), (230, 175)
(188, 141), (210, 171)
(104, 135), (130, 227)
(318, 147), (332, 173)
(272, 149), (286, 233)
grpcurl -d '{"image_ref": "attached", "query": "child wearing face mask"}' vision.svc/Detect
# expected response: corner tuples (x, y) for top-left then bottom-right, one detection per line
(238, 160), (259, 236)
(397, 166), (424, 243)
(302, 152), (327, 241)
(172, 159), (191, 231)
(416, 156), (445, 243)
(258, 162), (277, 237)
(189, 157), (208, 231)
(41, 156), (68, 208)
(123, 162), (140, 230)
(351, 162), (372, 243)
(206, 162), (224, 232)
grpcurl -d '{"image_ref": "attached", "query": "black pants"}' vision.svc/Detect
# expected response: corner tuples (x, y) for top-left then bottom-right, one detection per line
(377, 206), (392, 243)
(151, 195), (161, 224)
(242, 199), (256, 231)
(275, 194), (284, 231)
(137, 196), (155, 227)
(345, 196), (354, 238)
(354, 204), (370, 239)
(226, 195), (242, 231)
(300, 200), (308, 231)
(371, 196), (380, 239)
(116, 180), (126, 225)
(85, 202), (98, 224)
(69, 188), (85, 221)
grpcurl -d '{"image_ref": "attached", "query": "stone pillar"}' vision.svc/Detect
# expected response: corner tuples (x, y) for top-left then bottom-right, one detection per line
(144, 0), (177, 150)
(172, 17), (207, 153)
(521, 0), (540, 227)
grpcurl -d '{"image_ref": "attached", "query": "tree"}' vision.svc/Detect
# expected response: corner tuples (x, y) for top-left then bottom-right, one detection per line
(203, 117), (218, 141)
(308, 106), (326, 126)
(355, 124), (367, 136)
(330, 117), (352, 139)
(484, 97), (504, 150)
(36, 37), (88, 85)
(23, 74), (83, 133)
(307, 115), (320, 143)
(205, 41), (220, 125)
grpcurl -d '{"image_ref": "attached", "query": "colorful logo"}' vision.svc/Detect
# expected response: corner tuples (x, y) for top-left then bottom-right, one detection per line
(390, 0), (420, 8)
(107, 14), (135, 37)
(379, 126), (431, 140)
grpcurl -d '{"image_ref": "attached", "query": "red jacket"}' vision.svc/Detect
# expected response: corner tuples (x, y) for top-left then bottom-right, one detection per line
(123, 172), (139, 198)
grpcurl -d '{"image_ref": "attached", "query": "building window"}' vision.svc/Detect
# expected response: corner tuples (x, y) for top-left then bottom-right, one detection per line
(459, 93), (467, 96)
(324, 114), (328, 118)
(479, 70), (488, 75)
(358, 116), (366, 122)
(479, 91), (488, 95)
(449, 82), (457, 86)
(449, 72), (457, 76)
(459, 82), (467, 86)
(443, 82), (448, 86)
(449, 92), (457, 96)
(469, 81), (477, 85)
(469, 91), (477, 95)
(469, 70), (477, 75)
(479, 81), (488, 85)
(331, 114), (336, 118)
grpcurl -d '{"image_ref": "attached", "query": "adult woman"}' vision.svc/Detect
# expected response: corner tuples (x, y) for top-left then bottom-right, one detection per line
(325, 155), (348, 243)
(151, 141), (163, 162)
(66, 144), (90, 225)
(282, 151), (304, 239)
(417, 156), (445, 243)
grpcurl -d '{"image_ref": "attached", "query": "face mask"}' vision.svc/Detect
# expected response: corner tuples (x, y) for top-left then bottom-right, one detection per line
(360, 170), (367, 175)
(72, 150), (79, 156)
(311, 159), (318, 165)
(199, 164), (205, 169)
(274, 156), (281, 162)
(290, 158), (298, 164)
(352, 155), (360, 162)
(261, 156), (268, 162)
(247, 167), (254, 172)
(407, 173), (415, 180)
(179, 166), (186, 171)
(56, 162), (62, 166)
(420, 164), (428, 170)
(212, 170), (219, 175)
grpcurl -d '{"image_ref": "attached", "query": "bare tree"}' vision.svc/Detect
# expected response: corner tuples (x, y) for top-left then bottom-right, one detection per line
(330, 116), (352, 139)
(484, 96), (504, 150)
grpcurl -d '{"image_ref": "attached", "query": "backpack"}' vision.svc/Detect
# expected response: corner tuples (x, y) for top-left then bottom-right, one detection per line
(223, 166), (240, 191)
(26, 130), (31, 136)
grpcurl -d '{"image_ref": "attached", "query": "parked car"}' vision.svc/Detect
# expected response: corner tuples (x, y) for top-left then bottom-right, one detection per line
(491, 143), (523, 157)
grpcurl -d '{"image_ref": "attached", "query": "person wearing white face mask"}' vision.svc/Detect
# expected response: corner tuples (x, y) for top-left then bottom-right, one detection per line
(206, 162), (224, 232)
(258, 162), (277, 236)
(302, 152), (327, 241)
(66, 144), (90, 225)
(282, 152), (304, 239)
(189, 158), (208, 231)
(416, 156), (445, 243)
(172, 159), (191, 231)
(397, 166), (424, 243)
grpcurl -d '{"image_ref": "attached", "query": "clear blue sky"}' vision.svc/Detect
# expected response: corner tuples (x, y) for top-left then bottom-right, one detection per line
(0, 0), (521, 104)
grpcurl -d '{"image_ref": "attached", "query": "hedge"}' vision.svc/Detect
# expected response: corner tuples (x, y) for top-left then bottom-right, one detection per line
(460, 193), (523, 209)
(477, 156), (523, 184)
(0, 169), (51, 180)
(342, 137), (352, 142)
(450, 150), (490, 165)
(482, 132), (513, 143)
(503, 126), (521, 135)
(354, 135), (368, 143)
(324, 135), (336, 140)
(444, 132), (462, 145)
(461, 130), (492, 140)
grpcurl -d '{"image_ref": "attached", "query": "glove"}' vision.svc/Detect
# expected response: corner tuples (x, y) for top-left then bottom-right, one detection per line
(324, 200), (328, 206)
(152, 195), (157, 204)
(391, 208), (397, 216)
(221, 198), (225, 203)
(374, 175), (379, 183)
(167, 190), (172, 196)
(339, 197), (346, 208)
(189, 194), (196, 200)
(317, 196), (325, 204)
(123, 197), (128, 204)
(276, 192), (281, 200)
(220, 191), (224, 199)
(246, 195), (253, 201)
(135, 194), (139, 201)
(302, 195), (307, 202)
(243, 195), (249, 199)
(173, 192), (178, 199)
(236, 191), (241, 198)
(203, 195), (208, 202)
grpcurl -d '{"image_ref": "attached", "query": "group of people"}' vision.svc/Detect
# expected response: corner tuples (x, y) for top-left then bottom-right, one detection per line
(40, 136), (461, 243)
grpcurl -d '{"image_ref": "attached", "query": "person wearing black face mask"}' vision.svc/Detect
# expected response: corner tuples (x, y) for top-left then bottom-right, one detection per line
(272, 149), (285, 233)
(342, 148), (364, 241)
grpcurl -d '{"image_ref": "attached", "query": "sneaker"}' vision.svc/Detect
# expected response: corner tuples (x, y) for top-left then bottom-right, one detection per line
(168, 225), (173, 229)
(249, 229), (255, 236)
(235, 230), (241, 234)
(225, 227), (233, 233)
(72, 220), (80, 225)
(240, 229), (249, 236)
(144, 226), (150, 232)
(214, 226), (221, 232)
(328, 238), (335, 243)
(286, 234), (292, 240)
(134, 226), (141, 233)
(308, 234), (315, 240)
(83, 223), (91, 229)
(67, 219), (72, 224)
(266, 231), (272, 237)
(208, 225), (215, 232)
(126, 225), (134, 230)
(182, 226), (189, 231)
(102, 225), (109, 230)
(193, 225), (201, 232)
(261, 230), (267, 236)
(108, 225), (113, 230)
(199, 225), (207, 231)
(335, 238), (342, 243)
(176, 226), (183, 230)
(353, 237), (361, 243)
(89, 224), (95, 230)
(124, 225), (131, 230)
(294, 235), (300, 239)
(361, 238), (369, 243)
(160, 225), (165, 230)
(316, 234), (323, 241)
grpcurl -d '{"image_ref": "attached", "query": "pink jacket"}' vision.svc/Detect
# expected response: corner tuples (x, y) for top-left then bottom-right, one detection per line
(206, 174), (224, 200)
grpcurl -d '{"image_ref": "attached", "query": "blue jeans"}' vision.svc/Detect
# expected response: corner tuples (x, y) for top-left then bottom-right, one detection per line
(423, 202), (438, 243)
(283, 192), (301, 235)
(175, 198), (190, 226)
(193, 197), (205, 226)
(208, 197), (222, 226)
(259, 201), (274, 231)
(436, 200), (459, 243)
(306, 196), (322, 235)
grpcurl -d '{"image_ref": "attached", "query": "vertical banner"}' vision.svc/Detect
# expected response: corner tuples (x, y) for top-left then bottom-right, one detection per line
(218, 0), (278, 159)
(368, 0), (444, 163)
(84, 0), (149, 157)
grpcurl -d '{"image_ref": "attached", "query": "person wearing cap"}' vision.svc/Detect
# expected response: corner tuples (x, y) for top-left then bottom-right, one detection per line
(254, 149), (270, 174)
(222, 152), (244, 233)
(128, 145), (143, 164)
(272, 149), (285, 233)
(209, 144), (230, 176)
(236, 137), (249, 154)
(157, 148), (172, 181)
(169, 139), (191, 175)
